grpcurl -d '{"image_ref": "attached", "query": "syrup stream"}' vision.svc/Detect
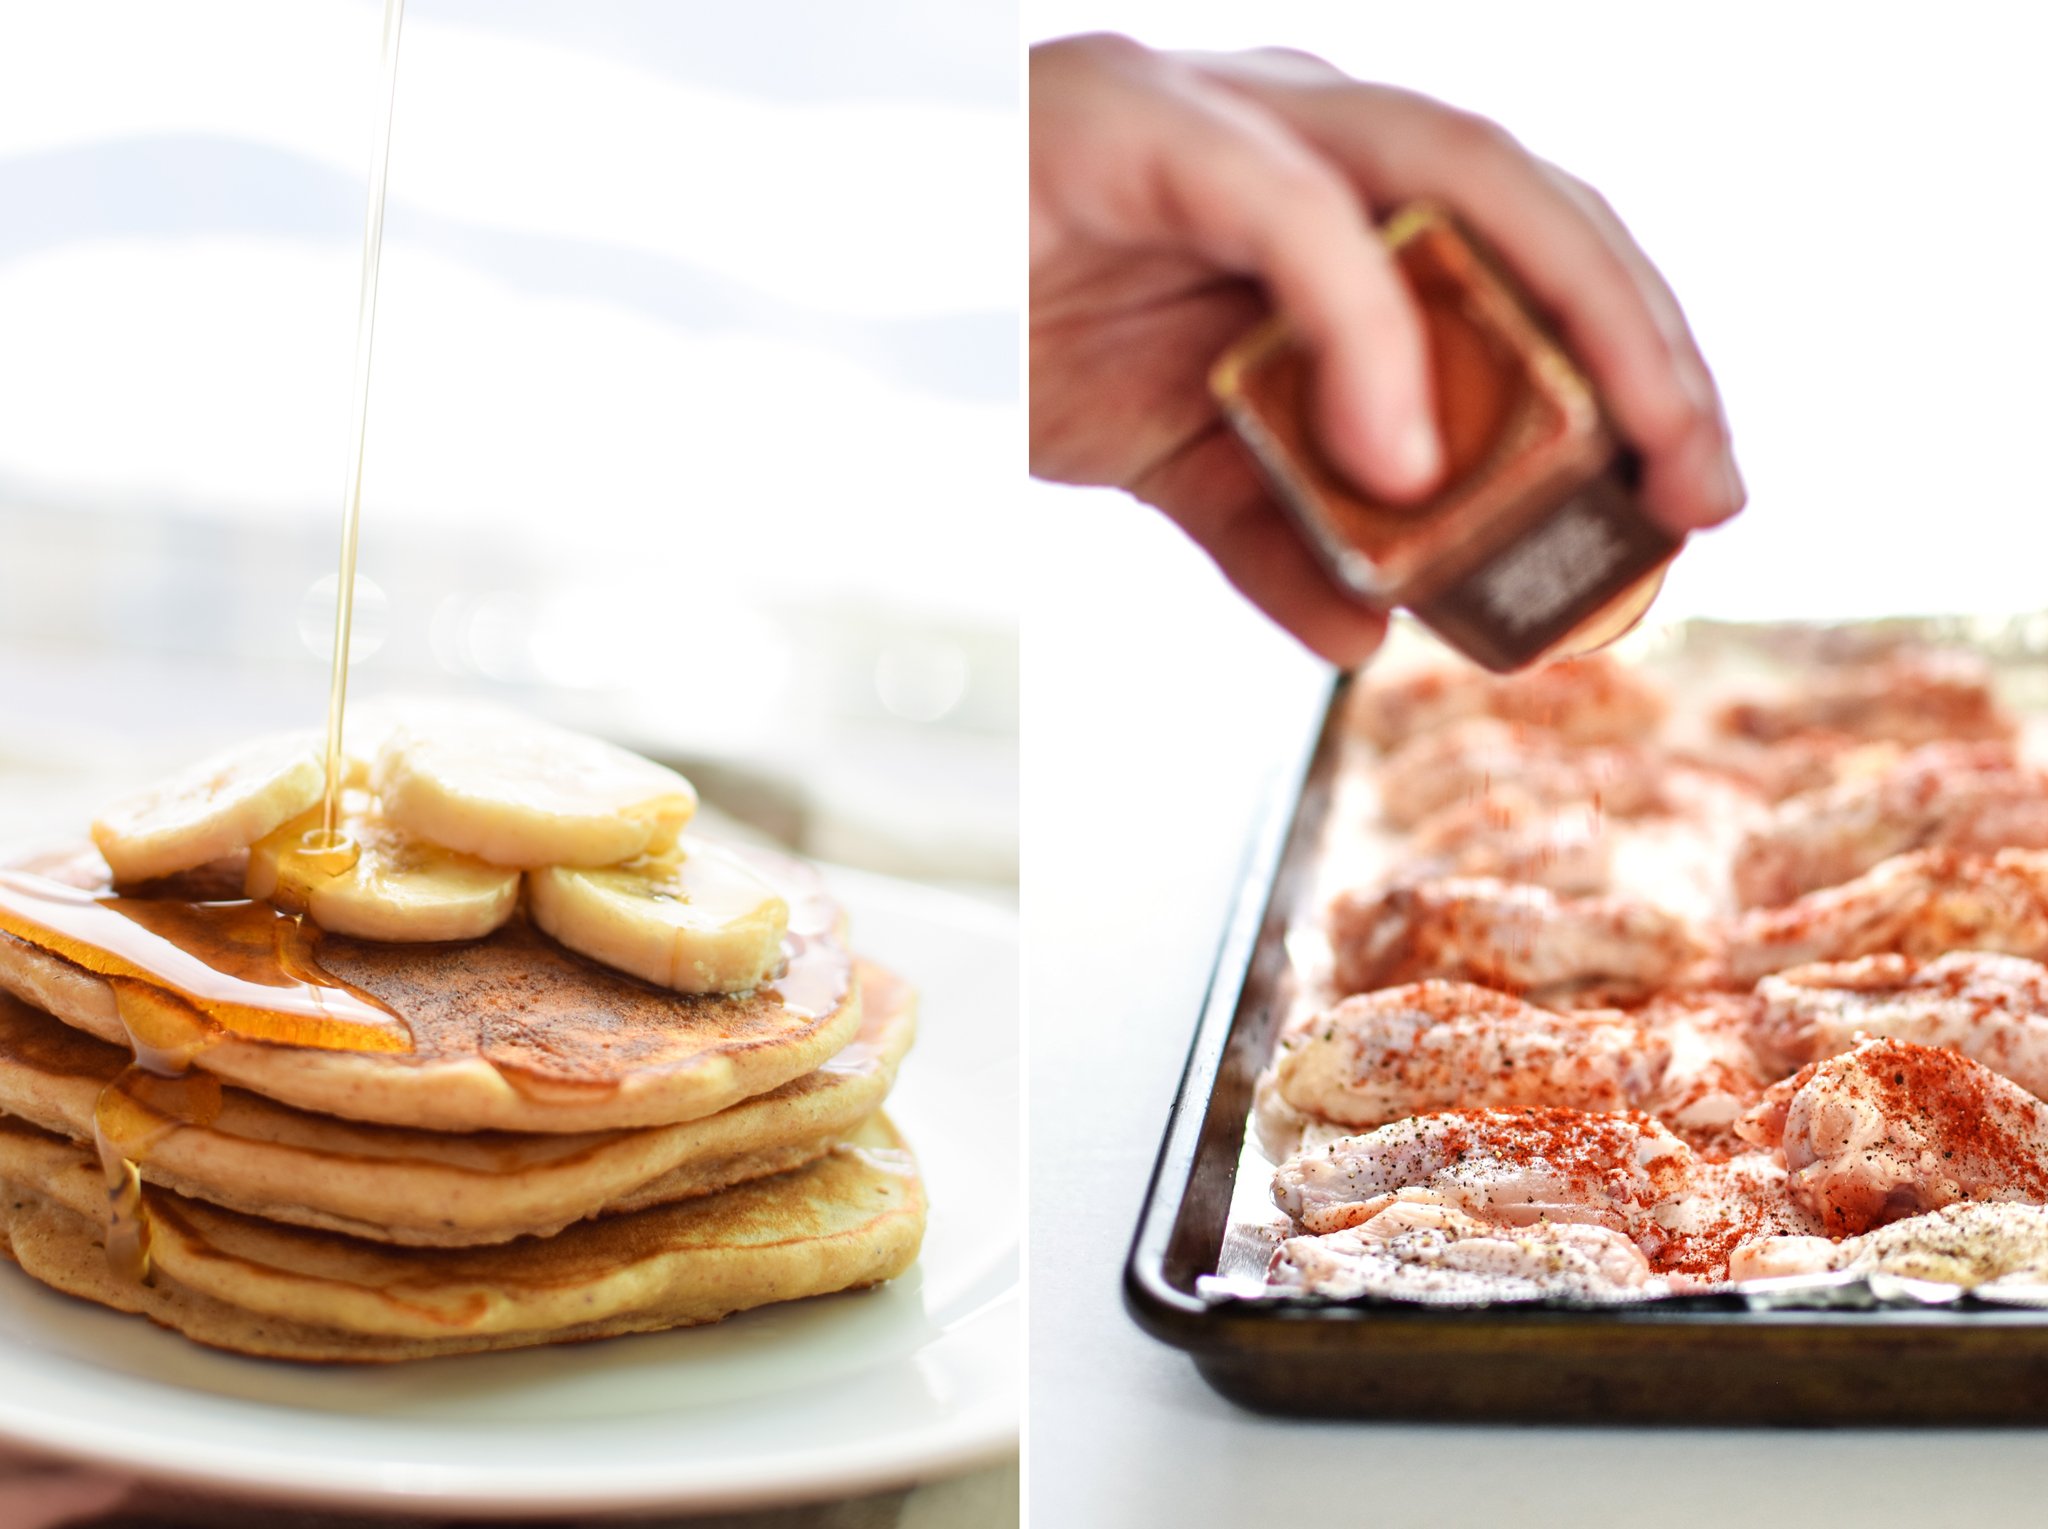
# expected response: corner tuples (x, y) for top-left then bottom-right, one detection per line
(315, 0), (407, 862)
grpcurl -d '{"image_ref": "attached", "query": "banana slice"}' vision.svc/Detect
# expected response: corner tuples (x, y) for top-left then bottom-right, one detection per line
(246, 792), (521, 943)
(374, 709), (697, 869)
(528, 841), (788, 993)
(92, 733), (324, 885)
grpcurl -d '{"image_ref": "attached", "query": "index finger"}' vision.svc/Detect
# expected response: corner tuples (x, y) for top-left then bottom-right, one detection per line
(1035, 39), (1444, 501)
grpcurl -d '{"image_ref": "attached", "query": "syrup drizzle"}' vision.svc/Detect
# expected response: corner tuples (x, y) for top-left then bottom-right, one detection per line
(761, 931), (852, 1021)
(738, 846), (854, 1021)
(93, 982), (223, 1281)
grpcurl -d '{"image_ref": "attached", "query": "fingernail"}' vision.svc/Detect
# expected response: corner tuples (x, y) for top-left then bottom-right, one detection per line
(1395, 414), (1441, 494)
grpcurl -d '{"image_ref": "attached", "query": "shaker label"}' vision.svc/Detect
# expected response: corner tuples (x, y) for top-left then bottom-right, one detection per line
(1475, 502), (1626, 635)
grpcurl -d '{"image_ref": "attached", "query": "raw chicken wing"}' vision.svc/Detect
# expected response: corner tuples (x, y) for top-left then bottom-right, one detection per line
(1755, 950), (2048, 1093)
(1271, 1108), (1695, 1247)
(1270, 1108), (1810, 1283)
(1393, 789), (1610, 894)
(1732, 1200), (2048, 1286)
(1354, 654), (1668, 751)
(1375, 719), (1667, 830)
(1329, 877), (1704, 1000)
(1267, 1189), (1665, 1303)
(1267, 981), (1665, 1131)
(1676, 735), (1900, 806)
(1714, 649), (2015, 747)
(1723, 849), (2048, 985)
(1731, 742), (2046, 908)
(1737, 1037), (2048, 1236)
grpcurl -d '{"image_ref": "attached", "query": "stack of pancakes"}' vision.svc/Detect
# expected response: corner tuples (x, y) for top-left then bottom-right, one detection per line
(0, 845), (926, 1362)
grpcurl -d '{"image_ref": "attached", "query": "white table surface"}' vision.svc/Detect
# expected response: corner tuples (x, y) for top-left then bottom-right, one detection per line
(1024, 481), (2048, 1529)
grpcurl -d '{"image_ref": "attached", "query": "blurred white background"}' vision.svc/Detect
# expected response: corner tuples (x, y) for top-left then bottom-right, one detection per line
(0, 0), (1018, 889)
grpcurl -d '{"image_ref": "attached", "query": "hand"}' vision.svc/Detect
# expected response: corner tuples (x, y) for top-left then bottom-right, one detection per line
(1030, 34), (1743, 666)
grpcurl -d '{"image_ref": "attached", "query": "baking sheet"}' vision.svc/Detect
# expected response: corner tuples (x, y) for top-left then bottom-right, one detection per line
(1124, 616), (2048, 1420)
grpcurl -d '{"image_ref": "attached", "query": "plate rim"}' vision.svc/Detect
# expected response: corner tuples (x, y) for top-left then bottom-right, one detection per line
(0, 1371), (1020, 1515)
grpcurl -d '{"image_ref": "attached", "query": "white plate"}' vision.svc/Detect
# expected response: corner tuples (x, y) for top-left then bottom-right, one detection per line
(0, 868), (1019, 1517)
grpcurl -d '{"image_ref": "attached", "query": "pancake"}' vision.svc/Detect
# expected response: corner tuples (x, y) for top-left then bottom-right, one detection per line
(0, 1112), (924, 1362)
(0, 843), (864, 1133)
(0, 964), (914, 1245)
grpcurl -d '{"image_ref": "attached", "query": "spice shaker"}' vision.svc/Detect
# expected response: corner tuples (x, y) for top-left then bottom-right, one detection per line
(1210, 202), (1680, 673)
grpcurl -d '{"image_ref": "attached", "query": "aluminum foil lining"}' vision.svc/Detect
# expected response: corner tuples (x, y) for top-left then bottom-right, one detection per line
(1196, 1272), (1674, 1309)
(1198, 1268), (2048, 1313)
